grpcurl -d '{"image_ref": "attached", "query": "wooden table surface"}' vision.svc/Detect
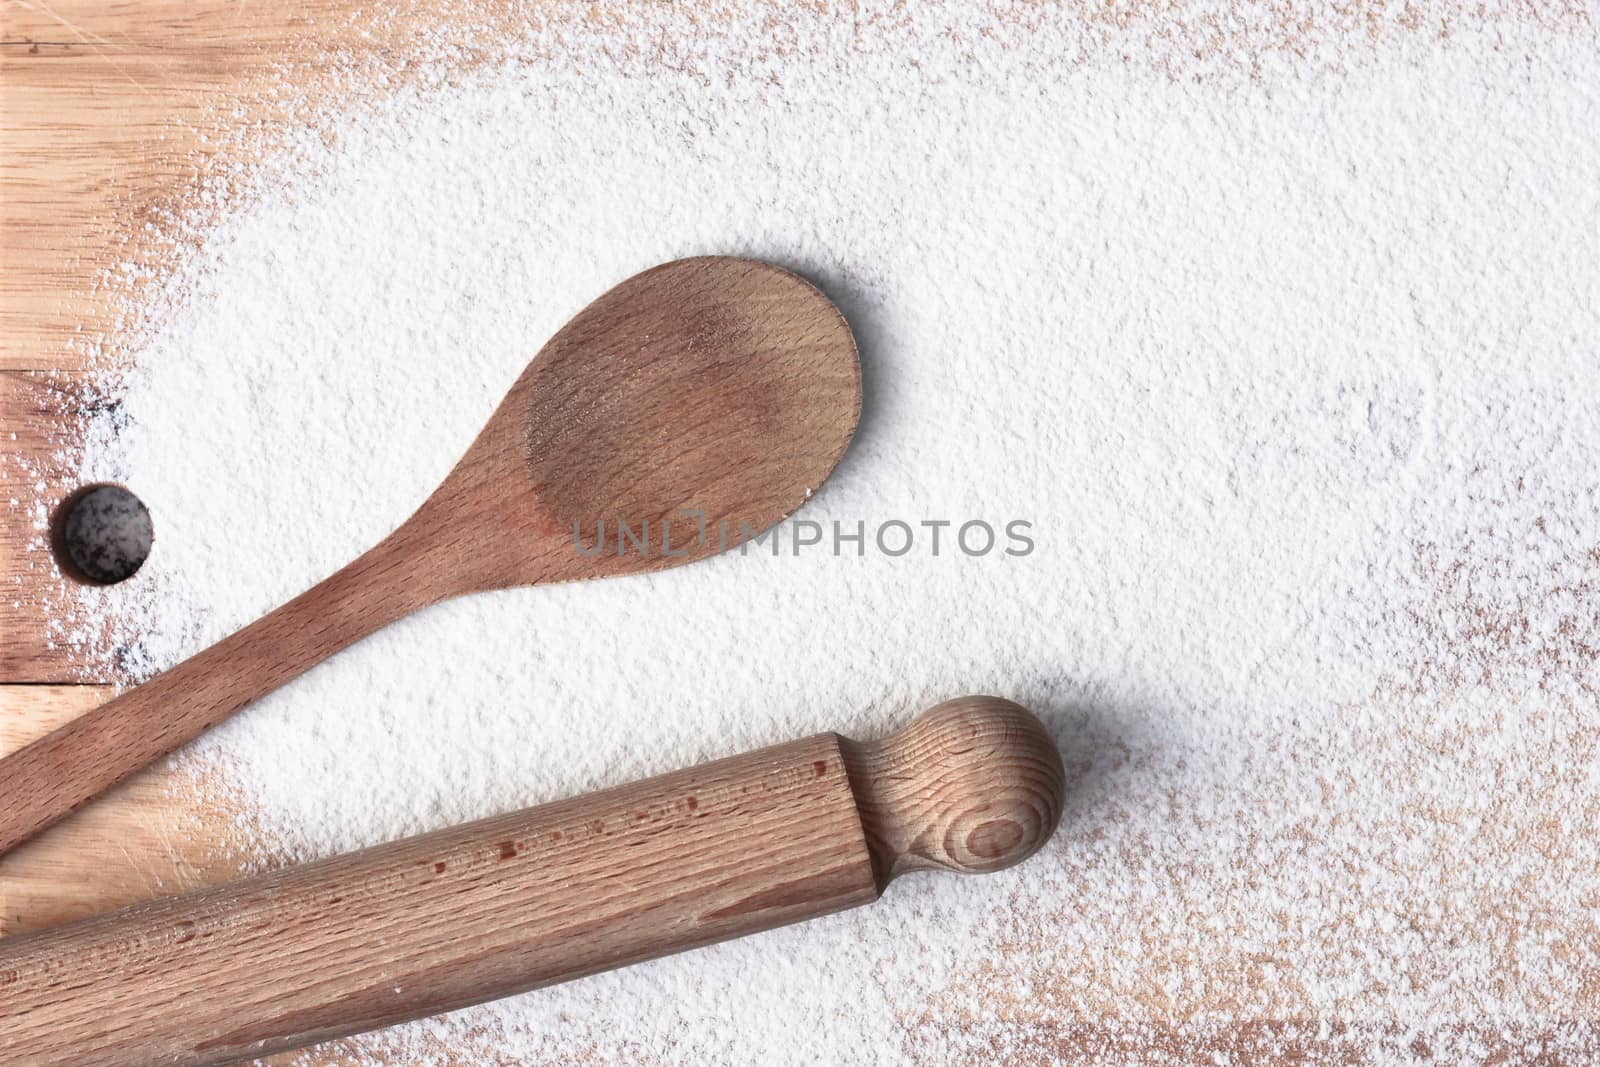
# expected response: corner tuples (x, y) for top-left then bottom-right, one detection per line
(0, 3), (563, 1062)
(4, 2), (1600, 1064)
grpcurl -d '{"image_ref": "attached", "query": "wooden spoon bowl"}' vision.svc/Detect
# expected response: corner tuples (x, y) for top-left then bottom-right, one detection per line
(425, 257), (861, 590)
(0, 257), (861, 854)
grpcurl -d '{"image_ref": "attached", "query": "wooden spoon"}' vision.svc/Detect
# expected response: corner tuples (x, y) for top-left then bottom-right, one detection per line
(0, 696), (1066, 1067)
(0, 256), (861, 855)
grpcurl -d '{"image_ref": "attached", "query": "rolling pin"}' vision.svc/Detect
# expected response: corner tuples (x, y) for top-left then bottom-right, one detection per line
(0, 696), (1065, 1067)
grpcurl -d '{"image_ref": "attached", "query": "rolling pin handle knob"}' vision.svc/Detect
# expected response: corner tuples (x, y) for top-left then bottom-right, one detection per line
(841, 696), (1066, 889)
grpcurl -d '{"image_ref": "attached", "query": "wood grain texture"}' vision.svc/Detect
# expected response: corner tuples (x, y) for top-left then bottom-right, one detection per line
(0, 685), (235, 937)
(0, 0), (552, 371)
(0, 371), (99, 683)
(0, 697), (1065, 1067)
(2, 0), (291, 370)
(0, 256), (861, 856)
(0, 688), (414, 1067)
(842, 696), (1064, 883)
(6, 3), (1600, 1064)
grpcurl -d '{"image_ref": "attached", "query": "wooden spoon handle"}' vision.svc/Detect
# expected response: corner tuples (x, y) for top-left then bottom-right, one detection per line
(0, 697), (1064, 1067)
(0, 532), (438, 856)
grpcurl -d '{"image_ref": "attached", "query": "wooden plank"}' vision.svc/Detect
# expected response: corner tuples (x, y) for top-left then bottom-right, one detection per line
(0, 369), (105, 682)
(0, 0), (455, 371)
(0, 684), (240, 935)
(2, 0), (253, 370)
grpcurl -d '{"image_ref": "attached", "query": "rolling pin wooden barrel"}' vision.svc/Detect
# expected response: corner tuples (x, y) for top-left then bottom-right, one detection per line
(0, 697), (1065, 1067)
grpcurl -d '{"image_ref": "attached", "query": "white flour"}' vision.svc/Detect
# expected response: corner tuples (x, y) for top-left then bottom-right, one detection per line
(16, 4), (1600, 1064)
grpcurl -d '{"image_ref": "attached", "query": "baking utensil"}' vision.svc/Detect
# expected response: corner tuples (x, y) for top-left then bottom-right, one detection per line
(0, 696), (1065, 1067)
(0, 257), (861, 855)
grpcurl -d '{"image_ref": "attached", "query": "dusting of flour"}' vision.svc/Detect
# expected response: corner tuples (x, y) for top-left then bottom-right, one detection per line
(17, 4), (1600, 1064)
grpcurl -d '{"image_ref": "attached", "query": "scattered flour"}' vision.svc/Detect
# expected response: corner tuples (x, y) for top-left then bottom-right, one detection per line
(12, 3), (1600, 1064)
